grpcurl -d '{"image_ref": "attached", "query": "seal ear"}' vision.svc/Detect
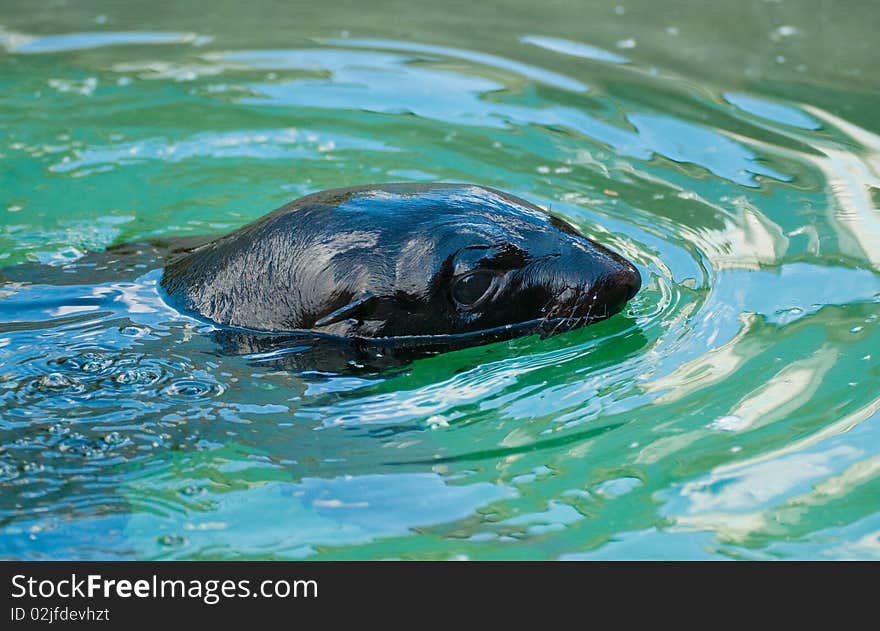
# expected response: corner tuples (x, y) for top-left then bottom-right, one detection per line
(314, 292), (378, 327)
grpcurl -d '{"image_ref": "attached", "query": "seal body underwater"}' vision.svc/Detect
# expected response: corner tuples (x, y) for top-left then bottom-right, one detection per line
(159, 183), (641, 345)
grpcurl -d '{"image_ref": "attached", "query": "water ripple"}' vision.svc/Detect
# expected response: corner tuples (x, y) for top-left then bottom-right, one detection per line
(2, 9), (879, 559)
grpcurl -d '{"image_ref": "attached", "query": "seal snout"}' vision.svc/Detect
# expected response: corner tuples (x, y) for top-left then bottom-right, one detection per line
(594, 260), (641, 316)
(610, 257), (642, 302)
(541, 244), (641, 329)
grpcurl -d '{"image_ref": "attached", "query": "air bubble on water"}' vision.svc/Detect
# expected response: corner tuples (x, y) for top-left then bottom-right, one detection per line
(616, 38), (637, 49)
(162, 379), (222, 399)
(79, 352), (112, 373)
(34, 372), (84, 393)
(114, 368), (148, 385)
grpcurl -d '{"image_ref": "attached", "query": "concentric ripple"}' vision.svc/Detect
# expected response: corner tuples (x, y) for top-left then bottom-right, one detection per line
(1, 0), (879, 560)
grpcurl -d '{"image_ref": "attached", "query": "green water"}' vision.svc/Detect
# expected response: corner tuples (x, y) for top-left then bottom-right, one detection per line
(1, 0), (879, 559)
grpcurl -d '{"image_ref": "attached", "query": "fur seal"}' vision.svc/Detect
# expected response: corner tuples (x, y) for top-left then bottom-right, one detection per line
(159, 183), (640, 346)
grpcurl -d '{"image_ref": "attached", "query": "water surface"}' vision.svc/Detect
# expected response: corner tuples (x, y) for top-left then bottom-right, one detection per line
(1, 0), (879, 559)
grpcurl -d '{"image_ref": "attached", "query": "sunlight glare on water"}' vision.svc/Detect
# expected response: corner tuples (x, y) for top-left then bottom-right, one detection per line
(1, 0), (879, 560)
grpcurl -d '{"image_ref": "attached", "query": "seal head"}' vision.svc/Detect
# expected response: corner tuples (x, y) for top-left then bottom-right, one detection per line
(160, 183), (640, 341)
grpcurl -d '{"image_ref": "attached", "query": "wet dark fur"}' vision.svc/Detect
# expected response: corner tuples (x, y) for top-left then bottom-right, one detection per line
(160, 183), (640, 343)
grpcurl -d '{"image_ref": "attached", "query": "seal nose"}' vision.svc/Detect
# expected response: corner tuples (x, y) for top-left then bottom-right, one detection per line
(591, 259), (641, 317)
(619, 262), (641, 302)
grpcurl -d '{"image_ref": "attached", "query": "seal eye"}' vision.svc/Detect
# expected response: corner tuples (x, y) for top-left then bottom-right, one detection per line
(452, 271), (493, 306)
